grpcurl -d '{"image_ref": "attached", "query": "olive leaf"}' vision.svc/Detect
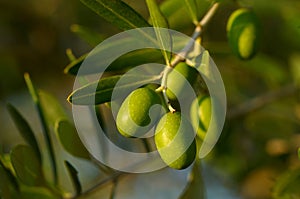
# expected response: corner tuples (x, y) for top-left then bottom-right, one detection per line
(70, 24), (105, 47)
(6, 103), (41, 161)
(55, 120), (90, 160)
(64, 35), (155, 75)
(146, 0), (172, 65)
(66, 48), (77, 62)
(38, 90), (68, 127)
(64, 48), (164, 76)
(38, 90), (90, 159)
(64, 161), (82, 196)
(68, 74), (161, 105)
(179, 162), (205, 199)
(10, 145), (44, 186)
(80, 0), (149, 30)
(68, 75), (121, 105)
(24, 74), (58, 183)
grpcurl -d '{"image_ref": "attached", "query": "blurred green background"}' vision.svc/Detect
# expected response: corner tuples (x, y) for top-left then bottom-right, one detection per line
(1, 0), (300, 198)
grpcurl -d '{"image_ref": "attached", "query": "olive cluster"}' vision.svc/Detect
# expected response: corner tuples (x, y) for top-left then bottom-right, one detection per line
(116, 63), (211, 170)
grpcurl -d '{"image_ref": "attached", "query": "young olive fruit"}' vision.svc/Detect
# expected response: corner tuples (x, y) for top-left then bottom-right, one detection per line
(116, 87), (162, 138)
(155, 112), (196, 170)
(190, 95), (211, 140)
(166, 62), (198, 101)
(227, 8), (260, 60)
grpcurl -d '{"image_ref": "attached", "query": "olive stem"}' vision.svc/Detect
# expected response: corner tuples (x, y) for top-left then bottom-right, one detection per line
(158, 2), (220, 112)
(158, 65), (176, 113)
(198, 3), (220, 28)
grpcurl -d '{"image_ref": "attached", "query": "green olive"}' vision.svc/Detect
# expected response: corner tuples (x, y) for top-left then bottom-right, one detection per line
(190, 95), (211, 140)
(227, 8), (260, 60)
(166, 62), (198, 100)
(116, 87), (162, 138)
(155, 112), (196, 170)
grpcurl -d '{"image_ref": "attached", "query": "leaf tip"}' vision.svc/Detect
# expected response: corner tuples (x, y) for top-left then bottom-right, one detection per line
(67, 94), (73, 104)
(24, 72), (30, 80)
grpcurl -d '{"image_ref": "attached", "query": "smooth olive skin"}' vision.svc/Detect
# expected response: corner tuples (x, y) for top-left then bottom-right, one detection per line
(155, 112), (196, 170)
(227, 8), (260, 60)
(190, 95), (211, 140)
(116, 87), (162, 138)
(166, 62), (198, 100)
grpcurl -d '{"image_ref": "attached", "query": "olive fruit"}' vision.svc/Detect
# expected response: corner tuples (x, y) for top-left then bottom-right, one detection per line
(116, 87), (162, 138)
(190, 95), (211, 140)
(155, 112), (196, 170)
(227, 8), (260, 60)
(166, 62), (198, 100)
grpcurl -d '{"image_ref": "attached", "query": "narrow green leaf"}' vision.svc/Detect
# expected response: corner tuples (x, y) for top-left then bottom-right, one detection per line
(64, 161), (82, 195)
(108, 49), (164, 71)
(66, 49), (76, 62)
(146, 0), (169, 29)
(298, 148), (300, 160)
(80, 0), (150, 30)
(64, 53), (87, 75)
(21, 186), (60, 199)
(179, 162), (205, 199)
(68, 75), (120, 105)
(64, 48), (164, 76)
(146, 0), (172, 65)
(24, 73), (58, 184)
(38, 90), (68, 127)
(10, 145), (44, 186)
(6, 104), (41, 161)
(64, 37), (141, 75)
(68, 74), (161, 105)
(24, 73), (39, 104)
(183, 0), (199, 24)
(0, 159), (19, 192)
(70, 24), (105, 46)
(55, 120), (90, 160)
(66, 48), (76, 62)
